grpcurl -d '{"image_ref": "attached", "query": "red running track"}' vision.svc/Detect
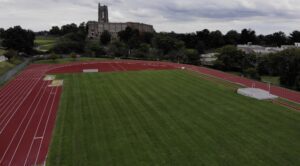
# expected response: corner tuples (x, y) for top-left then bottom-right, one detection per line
(0, 64), (62, 166)
(0, 61), (177, 166)
(47, 60), (300, 103)
(1, 60), (299, 166)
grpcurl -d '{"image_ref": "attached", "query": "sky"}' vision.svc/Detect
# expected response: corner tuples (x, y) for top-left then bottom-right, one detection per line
(0, 0), (300, 35)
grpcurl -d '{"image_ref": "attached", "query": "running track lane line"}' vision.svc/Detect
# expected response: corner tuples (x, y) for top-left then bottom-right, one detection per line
(0, 78), (41, 133)
(7, 83), (51, 165)
(23, 87), (56, 165)
(0, 70), (44, 128)
(34, 87), (59, 165)
(0, 79), (36, 123)
(0, 80), (48, 164)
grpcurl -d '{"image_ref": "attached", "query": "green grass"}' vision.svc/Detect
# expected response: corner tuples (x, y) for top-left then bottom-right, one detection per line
(0, 57), (22, 75)
(34, 57), (110, 64)
(0, 48), (6, 56)
(0, 61), (14, 75)
(48, 70), (300, 166)
(228, 71), (281, 86)
(261, 76), (280, 86)
(34, 36), (58, 51)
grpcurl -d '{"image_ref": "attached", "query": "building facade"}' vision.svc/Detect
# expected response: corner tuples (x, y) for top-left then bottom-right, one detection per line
(237, 42), (300, 55)
(88, 3), (155, 39)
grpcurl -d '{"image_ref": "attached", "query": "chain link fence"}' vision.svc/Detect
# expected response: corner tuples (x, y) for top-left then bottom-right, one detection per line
(0, 58), (31, 85)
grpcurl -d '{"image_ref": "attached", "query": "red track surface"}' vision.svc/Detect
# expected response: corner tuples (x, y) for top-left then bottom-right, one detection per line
(0, 61), (176, 166)
(0, 60), (299, 166)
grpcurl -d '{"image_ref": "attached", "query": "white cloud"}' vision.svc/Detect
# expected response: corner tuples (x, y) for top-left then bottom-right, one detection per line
(0, 0), (300, 34)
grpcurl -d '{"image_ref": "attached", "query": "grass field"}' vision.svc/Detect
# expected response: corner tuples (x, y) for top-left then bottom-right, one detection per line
(0, 61), (14, 75)
(0, 57), (22, 75)
(261, 76), (280, 86)
(48, 70), (300, 166)
(0, 48), (6, 56)
(34, 36), (58, 51)
(34, 57), (111, 64)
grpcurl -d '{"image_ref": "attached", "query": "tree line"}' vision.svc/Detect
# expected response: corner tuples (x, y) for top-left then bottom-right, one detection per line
(1, 24), (300, 90)
(214, 45), (300, 90)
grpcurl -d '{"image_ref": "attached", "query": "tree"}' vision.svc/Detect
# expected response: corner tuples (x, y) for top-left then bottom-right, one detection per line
(183, 49), (199, 65)
(131, 43), (150, 59)
(4, 50), (17, 62)
(272, 32), (287, 46)
(100, 30), (111, 45)
(290, 31), (300, 43)
(60, 23), (78, 35)
(195, 41), (205, 54)
(263, 32), (287, 47)
(108, 41), (128, 57)
(140, 32), (154, 44)
(51, 31), (86, 54)
(49, 53), (59, 61)
(0, 28), (4, 38)
(152, 33), (185, 56)
(209, 30), (225, 48)
(1, 26), (35, 54)
(196, 29), (210, 44)
(243, 68), (261, 80)
(240, 29), (256, 44)
(118, 27), (135, 43)
(69, 52), (77, 61)
(225, 30), (240, 45)
(214, 45), (248, 71)
(78, 22), (88, 36)
(49, 26), (61, 36)
(85, 42), (106, 57)
(276, 49), (300, 89)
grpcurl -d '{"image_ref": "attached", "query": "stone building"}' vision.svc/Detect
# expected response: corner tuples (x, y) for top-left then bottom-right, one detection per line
(87, 3), (155, 39)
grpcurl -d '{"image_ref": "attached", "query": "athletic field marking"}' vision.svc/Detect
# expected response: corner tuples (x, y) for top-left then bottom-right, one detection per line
(0, 78), (40, 133)
(6, 80), (50, 165)
(34, 87), (58, 165)
(0, 80), (47, 163)
(23, 87), (56, 165)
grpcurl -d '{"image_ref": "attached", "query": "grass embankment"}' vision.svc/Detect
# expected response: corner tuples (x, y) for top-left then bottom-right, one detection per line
(0, 48), (6, 55)
(48, 70), (300, 166)
(0, 56), (22, 75)
(228, 71), (280, 86)
(34, 36), (58, 51)
(34, 57), (111, 64)
(261, 76), (280, 86)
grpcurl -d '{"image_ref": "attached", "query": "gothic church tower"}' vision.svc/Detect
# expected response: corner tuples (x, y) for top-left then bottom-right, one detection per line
(98, 3), (109, 23)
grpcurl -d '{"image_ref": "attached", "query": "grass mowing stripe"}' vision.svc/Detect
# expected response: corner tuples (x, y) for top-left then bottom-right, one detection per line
(136, 71), (254, 165)
(129, 71), (299, 165)
(48, 70), (300, 166)
(120, 72), (219, 165)
(121, 71), (266, 165)
(116, 73), (197, 165)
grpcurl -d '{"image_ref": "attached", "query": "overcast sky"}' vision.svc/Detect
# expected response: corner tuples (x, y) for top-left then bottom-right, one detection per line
(0, 0), (300, 35)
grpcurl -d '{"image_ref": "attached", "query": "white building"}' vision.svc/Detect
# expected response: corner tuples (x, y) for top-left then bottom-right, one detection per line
(0, 56), (7, 62)
(238, 43), (300, 55)
(200, 53), (218, 66)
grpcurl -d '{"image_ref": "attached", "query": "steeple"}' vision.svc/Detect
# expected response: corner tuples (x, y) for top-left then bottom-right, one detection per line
(98, 3), (109, 23)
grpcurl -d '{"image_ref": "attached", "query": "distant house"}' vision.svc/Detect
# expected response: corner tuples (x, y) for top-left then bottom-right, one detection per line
(0, 56), (7, 62)
(238, 42), (300, 55)
(237, 43), (283, 55)
(200, 53), (218, 66)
